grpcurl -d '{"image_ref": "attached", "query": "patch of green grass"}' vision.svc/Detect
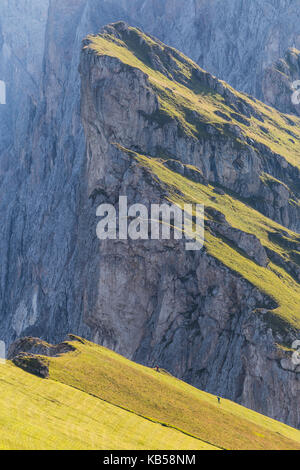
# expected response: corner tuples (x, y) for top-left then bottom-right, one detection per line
(2, 337), (300, 450)
(46, 337), (300, 450)
(0, 361), (214, 450)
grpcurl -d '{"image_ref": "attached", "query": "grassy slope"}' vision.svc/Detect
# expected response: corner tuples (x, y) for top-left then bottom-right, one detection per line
(0, 360), (215, 450)
(46, 337), (300, 450)
(86, 24), (300, 170)
(1, 338), (300, 450)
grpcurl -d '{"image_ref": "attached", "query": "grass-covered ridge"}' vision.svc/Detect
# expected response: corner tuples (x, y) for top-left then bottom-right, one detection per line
(2, 336), (300, 450)
(116, 146), (300, 331)
(86, 22), (300, 170)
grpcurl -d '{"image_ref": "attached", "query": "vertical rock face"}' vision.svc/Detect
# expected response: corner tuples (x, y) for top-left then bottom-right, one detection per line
(0, 0), (49, 154)
(0, 0), (131, 345)
(0, 0), (50, 343)
(0, 0), (92, 345)
(0, 1), (300, 428)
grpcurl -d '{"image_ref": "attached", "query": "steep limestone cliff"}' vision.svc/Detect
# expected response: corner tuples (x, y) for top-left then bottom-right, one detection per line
(78, 23), (300, 428)
(1, 0), (300, 347)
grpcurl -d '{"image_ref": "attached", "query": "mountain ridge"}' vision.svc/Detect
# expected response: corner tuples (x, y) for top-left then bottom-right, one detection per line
(76, 22), (300, 428)
(1, 0), (300, 348)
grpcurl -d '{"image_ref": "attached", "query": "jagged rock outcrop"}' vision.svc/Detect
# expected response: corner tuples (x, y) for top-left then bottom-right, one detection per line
(262, 48), (300, 116)
(76, 143), (300, 426)
(8, 335), (84, 378)
(8, 335), (76, 359)
(12, 354), (50, 379)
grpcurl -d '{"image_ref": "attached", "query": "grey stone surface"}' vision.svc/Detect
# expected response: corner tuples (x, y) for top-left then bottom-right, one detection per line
(12, 353), (50, 378)
(7, 335), (76, 359)
(262, 48), (300, 116)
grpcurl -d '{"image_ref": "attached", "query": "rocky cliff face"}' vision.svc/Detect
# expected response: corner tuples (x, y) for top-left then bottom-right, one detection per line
(76, 23), (300, 428)
(0, 0), (139, 348)
(0, 0), (126, 346)
(82, 23), (300, 232)
(262, 48), (300, 116)
(0, 0), (49, 154)
(1, 0), (300, 346)
(0, 1), (300, 429)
